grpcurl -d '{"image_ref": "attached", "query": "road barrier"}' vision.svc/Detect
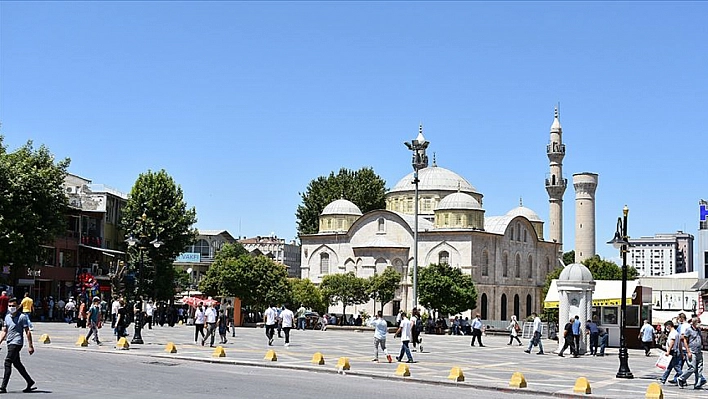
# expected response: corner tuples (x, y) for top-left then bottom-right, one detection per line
(645, 382), (663, 399)
(509, 372), (527, 388)
(311, 352), (325, 365)
(336, 357), (350, 371)
(39, 334), (50, 344)
(447, 366), (464, 382)
(574, 377), (591, 394)
(75, 336), (88, 347)
(264, 349), (277, 361)
(395, 363), (411, 377)
(165, 342), (177, 353)
(212, 346), (226, 357)
(116, 337), (129, 350)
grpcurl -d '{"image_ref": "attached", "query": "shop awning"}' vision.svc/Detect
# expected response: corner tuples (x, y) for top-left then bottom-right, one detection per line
(544, 280), (639, 309)
(79, 244), (126, 256)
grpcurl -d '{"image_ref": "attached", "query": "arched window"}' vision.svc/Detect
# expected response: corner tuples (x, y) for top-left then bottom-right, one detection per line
(545, 256), (551, 275)
(481, 250), (489, 276)
(320, 253), (330, 275)
(527, 255), (533, 278)
(501, 294), (508, 321)
(515, 254), (521, 278)
(378, 218), (385, 232)
(513, 294), (520, 319)
(194, 239), (210, 257)
(526, 294), (533, 317)
(392, 258), (404, 281)
(481, 293), (488, 320)
(523, 229), (527, 242)
(439, 251), (449, 265)
(516, 223), (521, 241)
(502, 253), (508, 277)
(375, 257), (387, 272)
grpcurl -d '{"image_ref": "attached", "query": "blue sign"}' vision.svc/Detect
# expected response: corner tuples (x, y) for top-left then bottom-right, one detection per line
(701, 204), (708, 222)
(175, 253), (200, 263)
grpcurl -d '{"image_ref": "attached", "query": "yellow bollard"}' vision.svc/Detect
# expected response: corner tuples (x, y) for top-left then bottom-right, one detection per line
(264, 349), (277, 361)
(447, 366), (464, 382)
(509, 372), (527, 388)
(395, 363), (411, 377)
(39, 334), (51, 344)
(165, 342), (177, 353)
(335, 357), (350, 370)
(573, 377), (591, 394)
(76, 335), (88, 347)
(212, 346), (226, 357)
(645, 382), (664, 399)
(311, 352), (325, 365)
(116, 337), (130, 350)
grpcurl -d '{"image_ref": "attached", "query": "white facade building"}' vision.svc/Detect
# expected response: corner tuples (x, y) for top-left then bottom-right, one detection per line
(698, 200), (707, 279)
(628, 232), (694, 277)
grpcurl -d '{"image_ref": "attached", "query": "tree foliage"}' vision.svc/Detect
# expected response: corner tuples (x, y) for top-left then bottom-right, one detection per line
(562, 250), (575, 267)
(213, 242), (248, 263)
(121, 169), (197, 301)
(368, 267), (402, 313)
(418, 263), (477, 317)
(290, 278), (326, 313)
(0, 137), (70, 274)
(320, 271), (369, 316)
(296, 167), (386, 235)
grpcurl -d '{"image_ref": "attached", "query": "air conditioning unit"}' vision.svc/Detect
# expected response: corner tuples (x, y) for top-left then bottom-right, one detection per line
(66, 187), (75, 194)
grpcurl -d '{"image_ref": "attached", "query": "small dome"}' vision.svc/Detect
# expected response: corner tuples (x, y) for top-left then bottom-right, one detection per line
(506, 206), (542, 222)
(558, 263), (594, 283)
(436, 192), (482, 211)
(321, 199), (362, 216)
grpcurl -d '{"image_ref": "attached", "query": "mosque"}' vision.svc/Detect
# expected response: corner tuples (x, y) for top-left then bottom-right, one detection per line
(300, 111), (572, 321)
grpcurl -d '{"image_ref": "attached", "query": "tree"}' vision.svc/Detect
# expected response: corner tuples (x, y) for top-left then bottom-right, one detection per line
(562, 250), (575, 267)
(0, 138), (70, 277)
(320, 272), (369, 317)
(367, 267), (402, 314)
(121, 169), (197, 301)
(296, 167), (386, 235)
(213, 242), (248, 263)
(290, 278), (326, 313)
(418, 263), (477, 317)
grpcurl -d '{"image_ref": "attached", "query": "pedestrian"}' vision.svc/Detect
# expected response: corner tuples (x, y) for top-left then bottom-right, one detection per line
(677, 317), (705, 389)
(57, 297), (65, 322)
(369, 311), (392, 363)
(660, 320), (685, 384)
(524, 312), (545, 355)
(395, 310), (403, 327)
(144, 300), (154, 330)
(639, 319), (655, 357)
(201, 303), (217, 347)
(264, 305), (277, 345)
(410, 308), (422, 352)
(64, 298), (76, 324)
(276, 306), (283, 338)
(77, 299), (87, 329)
(585, 318), (600, 356)
(193, 303), (206, 344)
(597, 327), (608, 356)
(20, 293), (34, 330)
(85, 297), (102, 346)
(110, 297), (120, 328)
(0, 291), (9, 320)
(571, 315), (581, 357)
(0, 298), (36, 393)
(507, 315), (522, 346)
(217, 310), (228, 344)
(558, 318), (576, 357)
(395, 312), (415, 363)
(470, 314), (484, 347)
(114, 299), (128, 342)
(296, 304), (307, 331)
(280, 305), (294, 348)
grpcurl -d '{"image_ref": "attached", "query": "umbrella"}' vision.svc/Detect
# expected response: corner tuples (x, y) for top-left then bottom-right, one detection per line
(181, 296), (219, 308)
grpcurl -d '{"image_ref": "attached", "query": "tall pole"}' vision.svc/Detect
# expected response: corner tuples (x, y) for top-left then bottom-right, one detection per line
(617, 205), (633, 378)
(132, 248), (144, 344)
(413, 169), (419, 309)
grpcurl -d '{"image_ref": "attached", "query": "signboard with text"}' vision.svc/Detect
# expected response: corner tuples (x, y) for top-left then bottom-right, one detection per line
(175, 253), (200, 263)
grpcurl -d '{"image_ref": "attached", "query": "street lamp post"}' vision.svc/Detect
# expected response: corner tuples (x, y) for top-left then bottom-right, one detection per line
(404, 125), (429, 309)
(607, 205), (633, 379)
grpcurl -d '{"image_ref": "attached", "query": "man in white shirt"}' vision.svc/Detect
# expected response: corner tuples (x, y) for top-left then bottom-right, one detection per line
(394, 313), (415, 363)
(524, 312), (545, 355)
(193, 303), (206, 344)
(144, 301), (154, 330)
(111, 297), (120, 328)
(279, 305), (294, 347)
(470, 314), (484, 347)
(201, 303), (218, 347)
(264, 305), (277, 346)
(369, 311), (392, 363)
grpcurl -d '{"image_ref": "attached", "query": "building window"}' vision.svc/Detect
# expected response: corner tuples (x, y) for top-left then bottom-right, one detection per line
(516, 223), (521, 241)
(513, 294), (520, 318)
(502, 253), (508, 277)
(194, 239), (210, 257)
(501, 293), (508, 321)
(378, 218), (385, 232)
(515, 254), (521, 278)
(527, 255), (533, 278)
(526, 294), (533, 317)
(337, 219), (343, 230)
(481, 250), (489, 276)
(439, 251), (449, 265)
(320, 253), (330, 275)
(523, 229), (527, 242)
(481, 293), (488, 320)
(545, 257), (551, 275)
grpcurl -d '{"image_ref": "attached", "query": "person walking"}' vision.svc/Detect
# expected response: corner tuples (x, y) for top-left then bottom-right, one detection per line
(470, 314), (484, 347)
(19, 293), (34, 331)
(144, 300), (154, 330)
(201, 303), (218, 347)
(524, 312), (545, 355)
(296, 304), (307, 331)
(660, 320), (685, 384)
(85, 297), (102, 346)
(369, 311), (392, 363)
(114, 299), (128, 342)
(217, 310), (228, 344)
(0, 291), (9, 320)
(395, 313), (415, 363)
(280, 305), (294, 347)
(264, 305), (277, 345)
(193, 303), (206, 344)
(0, 298), (36, 393)
(507, 315), (522, 346)
(571, 315), (581, 357)
(639, 319), (655, 357)
(410, 308), (422, 352)
(64, 298), (76, 324)
(677, 317), (705, 389)
(558, 318), (576, 357)
(77, 299), (87, 329)
(585, 318), (600, 356)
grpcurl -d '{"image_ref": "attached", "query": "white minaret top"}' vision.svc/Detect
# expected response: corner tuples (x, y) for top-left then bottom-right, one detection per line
(416, 124), (426, 143)
(546, 106), (567, 251)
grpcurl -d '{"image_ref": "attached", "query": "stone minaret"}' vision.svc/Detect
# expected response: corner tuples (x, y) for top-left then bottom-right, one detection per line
(545, 106), (567, 250)
(573, 172), (599, 262)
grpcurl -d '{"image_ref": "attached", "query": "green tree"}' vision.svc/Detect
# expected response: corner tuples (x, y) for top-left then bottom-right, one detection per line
(320, 272), (369, 317)
(296, 167), (386, 235)
(121, 169), (197, 301)
(562, 250), (575, 266)
(418, 263), (477, 317)
(290, 278), (326, 313)
(213, 242), (248, 263)
(367, 267), (402, 314)
(0, 138), (70, 277)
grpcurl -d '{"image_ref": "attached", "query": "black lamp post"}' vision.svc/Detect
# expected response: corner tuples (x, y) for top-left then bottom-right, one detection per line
(606, 205), (633, 379)
(404, 125), (429, 309)
(125, 213), (163, 345)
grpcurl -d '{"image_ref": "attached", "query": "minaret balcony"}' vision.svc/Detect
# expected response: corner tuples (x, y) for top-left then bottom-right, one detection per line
(546, 143), (566, 155)
(545, 177), (568, 189)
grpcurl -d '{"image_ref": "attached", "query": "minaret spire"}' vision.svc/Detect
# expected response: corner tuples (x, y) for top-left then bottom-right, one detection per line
(546, 105), (567, 250)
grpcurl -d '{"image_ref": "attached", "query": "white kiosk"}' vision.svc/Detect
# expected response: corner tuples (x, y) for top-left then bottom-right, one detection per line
(555, 263), (595, 355)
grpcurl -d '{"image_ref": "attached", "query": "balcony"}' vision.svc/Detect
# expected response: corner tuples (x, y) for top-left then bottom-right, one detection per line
(546, 143), (566, 154)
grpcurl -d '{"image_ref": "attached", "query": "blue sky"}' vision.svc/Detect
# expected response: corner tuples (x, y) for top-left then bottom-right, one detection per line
(1, 2), (706, 262)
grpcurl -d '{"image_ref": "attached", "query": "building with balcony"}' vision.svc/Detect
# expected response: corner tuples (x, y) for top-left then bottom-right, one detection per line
(627, 232), (694, 277)
(173, 230), (237, 288)
(238, 235), (301, 277)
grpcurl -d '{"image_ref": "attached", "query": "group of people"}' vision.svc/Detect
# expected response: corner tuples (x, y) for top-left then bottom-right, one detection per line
(192, 301), (231, 347)
(658, 313), (705, 390)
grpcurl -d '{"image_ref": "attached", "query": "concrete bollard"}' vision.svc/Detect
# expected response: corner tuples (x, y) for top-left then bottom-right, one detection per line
(311, 352), (325, 365)
(264, 349), (277, 361)
(212, 346), (226, 357)
(165, 342), (177, 353)
(76, 336), (88, 347)
(335, 357), (350, 371)
(395, 363), (411, 377)
(116, 337), (130, 350)
(574, 377), (591, 394)
(39, 334), (51, 344)
(645, 382), (664, 399)
(447, 366), (464, 382)
(509, 372), (527, 388)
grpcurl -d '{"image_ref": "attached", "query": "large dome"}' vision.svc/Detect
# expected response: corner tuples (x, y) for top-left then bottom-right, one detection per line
(389, 165), (478, 194)
(321, 199), (362, 216)
(436, 192), (482, 211)
(559, 263), (594, 282)
(506, 206), (542, 222)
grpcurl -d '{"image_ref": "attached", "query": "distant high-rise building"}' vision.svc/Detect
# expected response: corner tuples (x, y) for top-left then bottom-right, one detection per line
(627, 232), (694, 276)
(698, 199), (708, 278)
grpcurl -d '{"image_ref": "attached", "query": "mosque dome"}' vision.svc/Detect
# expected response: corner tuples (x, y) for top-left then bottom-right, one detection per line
(389, 165), (478, 195)
(436, 192), (482, 211)
(321, 199), (362, 216)
(506, 205), (542, 222)
(558, 263), (594, 283)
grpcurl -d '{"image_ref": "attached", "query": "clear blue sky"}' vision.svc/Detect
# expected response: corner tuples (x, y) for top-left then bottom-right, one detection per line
(1, 2), (706, 262)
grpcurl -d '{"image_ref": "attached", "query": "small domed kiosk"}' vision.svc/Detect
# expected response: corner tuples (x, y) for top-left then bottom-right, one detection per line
(556, 263), (595, 355)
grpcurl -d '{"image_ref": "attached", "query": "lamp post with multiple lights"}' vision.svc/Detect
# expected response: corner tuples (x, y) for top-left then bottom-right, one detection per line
(404, 125), (429, 309)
